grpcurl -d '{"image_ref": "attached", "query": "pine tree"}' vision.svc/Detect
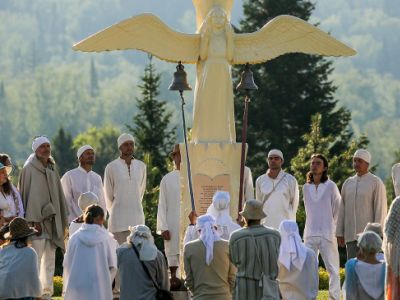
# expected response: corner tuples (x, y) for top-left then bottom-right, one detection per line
(52, 127), (76, 176)
(127, 55), (176, 180)
(235, 0), (352, 177)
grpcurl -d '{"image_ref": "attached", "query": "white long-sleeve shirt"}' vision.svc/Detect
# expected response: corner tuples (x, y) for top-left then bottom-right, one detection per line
(256, 170), (299, 229)
(244, 166), (255, 201)
(303, 179), (341, 241)
(156, 170), (181, 257)
(104, 158), (146, 233)
(61, 167), (106, 222)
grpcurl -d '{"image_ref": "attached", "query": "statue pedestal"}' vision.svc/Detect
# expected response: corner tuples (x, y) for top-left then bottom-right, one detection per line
(179, 142), (242, 242)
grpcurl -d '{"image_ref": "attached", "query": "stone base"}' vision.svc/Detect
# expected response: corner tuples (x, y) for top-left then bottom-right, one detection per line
(179, 142), (242, 242)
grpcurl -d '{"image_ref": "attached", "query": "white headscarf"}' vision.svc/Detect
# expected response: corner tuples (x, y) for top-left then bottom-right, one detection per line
(117, 133), (135, 148)
(77, 145), (94, 159)
(196, 215), (221, 265)
(24, 136), (51, 167)
(206, 191), (240, 239)
(278, 220), (307, 271)
(128, 225), (158, 261)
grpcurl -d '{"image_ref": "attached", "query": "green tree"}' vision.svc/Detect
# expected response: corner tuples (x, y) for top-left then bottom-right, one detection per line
(73, 125), (120, 176)
(236, 0), (352, 177)
(126, 55), (176, 180)
(52, 127), (75, 176)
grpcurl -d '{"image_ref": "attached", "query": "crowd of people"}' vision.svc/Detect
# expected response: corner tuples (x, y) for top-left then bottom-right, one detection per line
(0, 134), (400, 300)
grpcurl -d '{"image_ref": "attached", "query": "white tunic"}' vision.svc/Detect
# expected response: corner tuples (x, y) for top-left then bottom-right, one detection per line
(278, 248), (319, 300)
(0, 243), (42, 299)
(104, 158), (146, 233)
(0, 186), (24, 218)
(303, 179), (341, 241)
(244, 166), (255, 201)
(61, 167), (106, 222)
(392, 163), (400, 197)
(256, 170), (299, 229)
(156, 170), (181, 258)
(63, 223), (118, 300)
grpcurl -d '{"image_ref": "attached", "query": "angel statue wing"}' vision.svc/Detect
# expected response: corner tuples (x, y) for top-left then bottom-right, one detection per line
(73, 13), (200, 64)
(233, 15), (356, 65)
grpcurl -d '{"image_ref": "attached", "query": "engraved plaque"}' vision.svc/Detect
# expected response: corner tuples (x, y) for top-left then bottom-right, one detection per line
(193, 174), (230, 215)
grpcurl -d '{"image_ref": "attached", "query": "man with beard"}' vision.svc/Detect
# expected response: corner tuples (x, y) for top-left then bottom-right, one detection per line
(61, 145), (106, 223)
(255, 149), (299, 229)
(18, 136), (68, 300)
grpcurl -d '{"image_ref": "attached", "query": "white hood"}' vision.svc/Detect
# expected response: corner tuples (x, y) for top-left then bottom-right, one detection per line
(77, 223), (111, 247)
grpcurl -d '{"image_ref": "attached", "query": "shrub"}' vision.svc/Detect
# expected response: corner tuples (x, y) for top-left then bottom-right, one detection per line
(318, 267), (345, 290)
(53, 276), (63, 297)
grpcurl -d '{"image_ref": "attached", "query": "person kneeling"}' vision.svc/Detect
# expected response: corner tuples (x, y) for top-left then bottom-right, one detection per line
(343, 231), (385, 300)
(0, 217), (41, 300)
(63, 205), (118, 300)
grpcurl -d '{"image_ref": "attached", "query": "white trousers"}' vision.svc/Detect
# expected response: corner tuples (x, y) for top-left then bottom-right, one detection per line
(31, 239), (56, 299)
(112, 230), (130, 294)
(305, 236), (340, 300)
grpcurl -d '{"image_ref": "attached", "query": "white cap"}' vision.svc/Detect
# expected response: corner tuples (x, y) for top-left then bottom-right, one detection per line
(268, 149), (284, 161)
(32, 136), (51, 152)
(117, 133), (135, 148)
(77, 145), (94, 159)
(354, 149), (371, 164)
(78, 192), (99, 212)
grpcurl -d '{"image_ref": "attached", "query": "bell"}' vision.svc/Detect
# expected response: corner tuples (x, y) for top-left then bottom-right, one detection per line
(236, 63), (258, 91)
(169, 62), (192, 91)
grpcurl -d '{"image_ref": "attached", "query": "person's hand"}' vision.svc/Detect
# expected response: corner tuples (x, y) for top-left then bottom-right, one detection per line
(188, 211), (198, 225)
(34, 222), (42, 236)
(337, 236), (345, 247)
(161, 230), (171, 241)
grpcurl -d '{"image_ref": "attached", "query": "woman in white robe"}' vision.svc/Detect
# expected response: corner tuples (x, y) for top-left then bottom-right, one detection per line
(278, 220), (319, 300)
(63, 205), (118, 300)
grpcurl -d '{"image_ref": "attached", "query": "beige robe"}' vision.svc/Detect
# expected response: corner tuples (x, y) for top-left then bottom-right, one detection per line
(336, 172), (387, 243)
(184, 239), (235, 300)
(18, 156), (68, 249)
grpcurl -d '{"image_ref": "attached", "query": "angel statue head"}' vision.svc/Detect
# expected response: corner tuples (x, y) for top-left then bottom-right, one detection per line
(199, 6), (229, 33)
(193, 0), (233, 32)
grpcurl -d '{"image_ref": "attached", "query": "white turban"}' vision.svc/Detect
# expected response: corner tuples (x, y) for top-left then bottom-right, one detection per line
(117, 133), (135, 148)
(128, 225), (158, 261)
(353, 149), (371, 164)
(77, 145), (94, 159)
(268, 149), (284, 161)
(278, 220), (307, 271)
(196, 215), (221, 265)
(78, 192), (99, 212)
(32, 136), (51, 152)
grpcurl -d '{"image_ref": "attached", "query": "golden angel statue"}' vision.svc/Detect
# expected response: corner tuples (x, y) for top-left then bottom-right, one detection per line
(73, 0), (356, 144)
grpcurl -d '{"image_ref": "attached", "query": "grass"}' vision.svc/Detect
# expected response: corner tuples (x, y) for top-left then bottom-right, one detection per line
(52, 291), (331, 300)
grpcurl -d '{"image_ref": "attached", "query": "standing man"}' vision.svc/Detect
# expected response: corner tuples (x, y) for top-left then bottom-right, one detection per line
(157, 144), (181, 282)
(229, 199), (281, 300)
(18, 136), (68, 300)
(255, 149), (299, 229)
(61, 145), (106, 223)
(104, 133), (146, 244)
(336, 149), (387, 259)
(303, 154), (341, 300)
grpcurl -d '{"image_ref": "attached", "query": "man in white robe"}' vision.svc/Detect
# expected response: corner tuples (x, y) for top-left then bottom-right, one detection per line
(303, 154), (341, 300)
(61, 145), (106, 223)
(255, 149), (299, 229)
(104, 133), (147, 243)
(336, 149), (387, 260)
(278, 220), (318, 300)
(156, 144), (181, 280)
(104, 133), (146, 296)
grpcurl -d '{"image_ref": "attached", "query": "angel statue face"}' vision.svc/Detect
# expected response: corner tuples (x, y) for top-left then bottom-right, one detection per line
(209, 6), (228, 30)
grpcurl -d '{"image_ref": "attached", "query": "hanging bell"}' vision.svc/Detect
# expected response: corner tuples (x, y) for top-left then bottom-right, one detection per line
(236, 63), (258, 91)
(169, 62), (192, 92)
